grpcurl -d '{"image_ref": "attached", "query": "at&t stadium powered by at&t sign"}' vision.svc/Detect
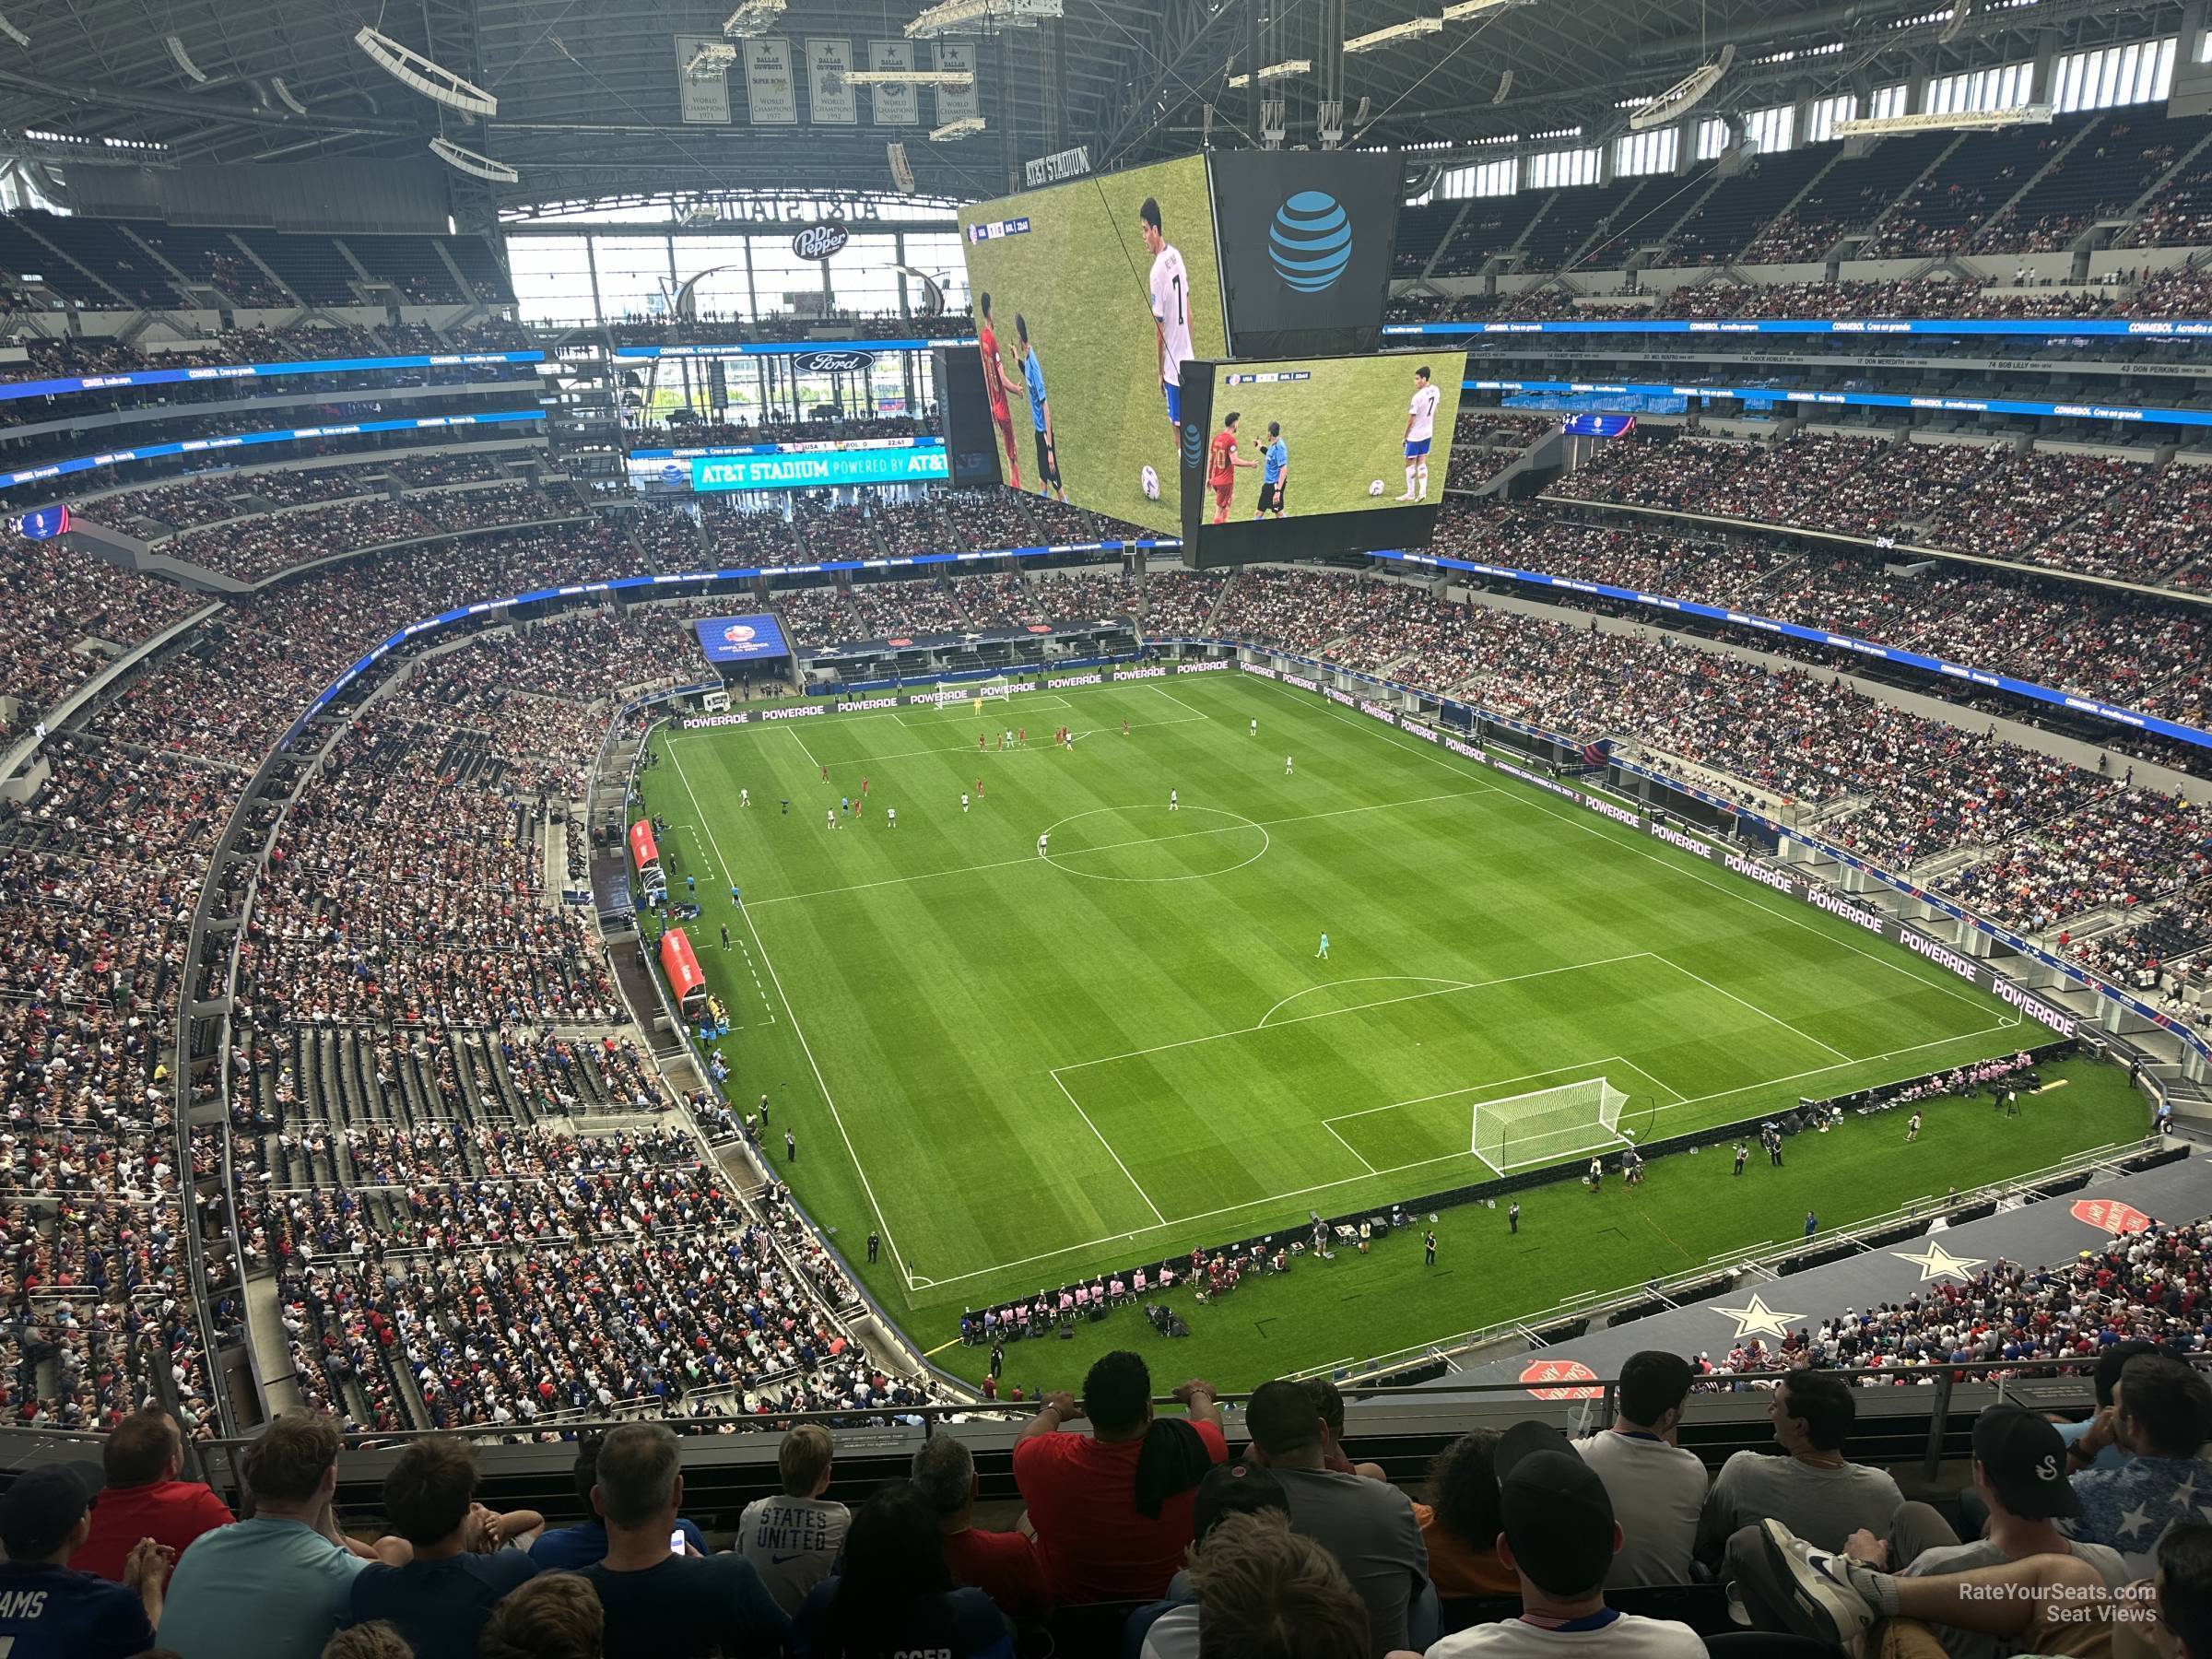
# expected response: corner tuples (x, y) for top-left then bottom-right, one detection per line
(624, 436), (948, 495)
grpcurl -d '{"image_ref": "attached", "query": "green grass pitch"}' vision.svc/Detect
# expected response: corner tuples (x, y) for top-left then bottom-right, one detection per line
(959, 155), (1225, 537)
(1210, 356), (1465, 518)
(637, 670), (2147, 1389)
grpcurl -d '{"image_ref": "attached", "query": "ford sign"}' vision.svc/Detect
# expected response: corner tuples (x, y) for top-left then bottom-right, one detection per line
(791, 349), (877, 374)
(792, 222), (850, 261)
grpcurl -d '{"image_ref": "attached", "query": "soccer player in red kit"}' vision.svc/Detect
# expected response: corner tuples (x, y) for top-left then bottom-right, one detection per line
(819, 764), (828, 782)
(1018, 726), (1026, 747)
(976, 777), (984, 797)
(978, 292), (1024, 488)
(862, 777), (870, 795)
(1207, 410), (1256, 524)
(979, 732), (986, 752)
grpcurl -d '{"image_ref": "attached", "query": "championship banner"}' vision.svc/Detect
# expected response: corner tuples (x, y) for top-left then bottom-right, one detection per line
(744, 38), (798, 124)
(674, 34), (732, 124)
(933, 41), (979, 124)
(806, 38), (856, 123)
(867, 41), (917, 124)
(692, 614), (793, 663)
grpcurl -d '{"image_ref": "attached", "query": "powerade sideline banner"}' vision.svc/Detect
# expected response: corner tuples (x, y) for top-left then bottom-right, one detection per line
(674, 658), (1230, 728)
(1214, 648), (2209, 1066)
(1207, 150), (1403, 358)
(692, 614), (792, 663)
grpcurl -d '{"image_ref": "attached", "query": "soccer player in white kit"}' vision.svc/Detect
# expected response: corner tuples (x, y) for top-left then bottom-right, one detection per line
(961, 793), (970, 813)
(740, 788), (749, 807)
(825, 808), (836, 830)
(1249, 719), (1257, 738)
(1285, 754), (1294, 776)
(1037, 832), (1049, 856)
(1140, 197), (1194, 446)
(1399, 365), (1442, 501)
(1169, 788), (1179, 811)
(887, 807), (897, 829)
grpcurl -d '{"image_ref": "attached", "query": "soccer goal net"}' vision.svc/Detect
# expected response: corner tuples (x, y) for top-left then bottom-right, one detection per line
(1470, 1077), (1630, 1175)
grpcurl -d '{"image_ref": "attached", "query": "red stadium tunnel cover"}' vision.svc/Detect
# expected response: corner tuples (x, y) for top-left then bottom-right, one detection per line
(660, 927), (706, 1012)
(629, 819), (660, 872)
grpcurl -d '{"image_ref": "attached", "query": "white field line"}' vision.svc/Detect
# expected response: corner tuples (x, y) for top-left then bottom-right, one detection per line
(1321, 1118), (1379, 1174)
(665, 740), (918, 1289)
(744, 788), (1487, 909)
(1150, 685), (1214, 721)
(912, 1021), (2028, 1294)
(1260, 677), (2004, 1026)
(1258, 976), (1477, 1028)
(787, 725), (819, 770)
(1324, 1056), (1632, 1123)
(1651, 954), (1852, 1063)
(1053, 952), (1656, 1074)
(1051, 1071), (1168, 1226)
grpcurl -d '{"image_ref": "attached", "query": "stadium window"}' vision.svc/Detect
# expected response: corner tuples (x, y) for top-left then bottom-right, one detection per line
(1869, 83), (1909, 121)
(1614, 127), (1678, 177)
(1744, 102), (1795, 154)
(1475, 158), (1516, 195)
(591, 234), (677, 324)
(1524, 145), (1599, 189)
(1695, 117), (1732, 159)
(826, 232), (901, 315)
(669, 233), (756, 323)
(2053, 36), (2176, 112)
(1804, 94), (1857, 144)
(505, 233), (595, 326)
(747, 237), (820, 324)
(900, 230), (970, 311)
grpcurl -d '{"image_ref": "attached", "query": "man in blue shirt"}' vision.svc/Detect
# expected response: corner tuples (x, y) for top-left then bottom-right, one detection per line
(0, 1463), (166, 1659)
(159, 1410), (375, 1659)
(1256, 421), (1289, 519)
(347, 1436), (543, 1659)
(1015, 313), (1065, 502)
(531, 1435), (709, 1570)
(2066, 1352), (2212, 1564)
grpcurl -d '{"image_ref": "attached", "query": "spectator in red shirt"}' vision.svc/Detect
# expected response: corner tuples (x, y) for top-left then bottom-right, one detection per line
(912, 1433), (1048, 1620)
(1010, 1350), (1225, 1604)
(70, 1406), (233, 1584)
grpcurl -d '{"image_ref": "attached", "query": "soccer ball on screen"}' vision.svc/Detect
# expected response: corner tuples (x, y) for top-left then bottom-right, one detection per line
(1140, 465), (1161, 500)
(1368, 479), (1386, 497)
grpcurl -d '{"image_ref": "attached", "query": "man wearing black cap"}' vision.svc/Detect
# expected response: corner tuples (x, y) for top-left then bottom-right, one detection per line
(1243, 1380), (1428, 1659)
(0, 1462), (172, 1659)
(1427, 1422), (1704, 1656)
(1736, 1407), (2131, 1659)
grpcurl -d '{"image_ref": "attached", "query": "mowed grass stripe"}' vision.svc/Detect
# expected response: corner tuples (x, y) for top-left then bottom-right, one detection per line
(641, 671), (2066, 1324)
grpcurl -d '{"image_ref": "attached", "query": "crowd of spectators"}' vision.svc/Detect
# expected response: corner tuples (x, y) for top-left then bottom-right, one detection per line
(1546, 429), (2212, 591)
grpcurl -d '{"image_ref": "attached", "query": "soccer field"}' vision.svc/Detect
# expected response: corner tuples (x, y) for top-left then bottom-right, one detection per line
(639, 669), (2143, 1386)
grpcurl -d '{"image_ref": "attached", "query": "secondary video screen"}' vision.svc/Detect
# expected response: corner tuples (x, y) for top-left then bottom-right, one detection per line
(1195, 355), (1465, 524)
(957, 154), (1229, 537)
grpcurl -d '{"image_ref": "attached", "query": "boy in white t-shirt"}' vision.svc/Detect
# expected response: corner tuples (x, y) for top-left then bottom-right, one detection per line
(1423, 1420), (1704, 1657)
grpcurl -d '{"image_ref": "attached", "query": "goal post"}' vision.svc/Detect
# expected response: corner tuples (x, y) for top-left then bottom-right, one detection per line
(1470, 1077), (1630, 1174)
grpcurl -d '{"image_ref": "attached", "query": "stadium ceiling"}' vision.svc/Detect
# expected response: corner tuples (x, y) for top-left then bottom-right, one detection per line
(0, 0), (2194, 213)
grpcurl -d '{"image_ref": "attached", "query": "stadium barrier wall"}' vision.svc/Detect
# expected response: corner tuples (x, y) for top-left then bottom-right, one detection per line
(0, 348), (545, 403)
(0, 409), (548, 490)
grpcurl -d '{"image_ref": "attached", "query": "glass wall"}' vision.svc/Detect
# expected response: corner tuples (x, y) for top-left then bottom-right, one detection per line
(503, 219), (966, 328)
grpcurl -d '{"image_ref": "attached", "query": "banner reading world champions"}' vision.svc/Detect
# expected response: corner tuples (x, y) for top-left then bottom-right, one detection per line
(691, 614), (792, 663)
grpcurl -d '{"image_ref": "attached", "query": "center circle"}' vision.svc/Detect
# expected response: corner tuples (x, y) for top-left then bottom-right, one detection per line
(1039, 805), (1271, 884)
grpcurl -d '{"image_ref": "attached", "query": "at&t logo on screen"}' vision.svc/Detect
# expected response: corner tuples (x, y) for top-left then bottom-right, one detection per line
(1268, 191), (1352, 292)
(1181, 418), (1204, 470)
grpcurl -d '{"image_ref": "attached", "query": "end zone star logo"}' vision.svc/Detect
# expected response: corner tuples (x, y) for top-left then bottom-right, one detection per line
(1520, 1359), (1601, 1401)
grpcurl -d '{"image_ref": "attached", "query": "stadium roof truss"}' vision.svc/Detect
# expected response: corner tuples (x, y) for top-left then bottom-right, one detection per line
(0, 0), (2193, 209)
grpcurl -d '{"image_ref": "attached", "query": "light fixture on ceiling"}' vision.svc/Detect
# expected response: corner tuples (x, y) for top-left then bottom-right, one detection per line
(1441, 0), (1535, 16)
(906, 0), (1062, 41)
(1833, 101), (2052, 137)
(887, 141), (915, 192)
(684, 41), (737, 79)
(0, 11), (29, 46)
(842, 67), (975, 86)
(355, 26), (498, 117)
(165, 33), (208, 83)
(1226, 58), (1312, 88)
(1343, 16), (1442, 54)
(271, 77), (309, 114)
(429, 135), (518, 182)
(1628, 42), (1732, 130)
(724, 0), (787, 36)
(1493, 67), (1513, 101)
(1937, 0), (1971, 45)
(930, 115), (985, 140)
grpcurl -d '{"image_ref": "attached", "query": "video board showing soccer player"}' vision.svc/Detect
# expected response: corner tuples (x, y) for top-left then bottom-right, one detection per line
(1174, 350), (1467, 568)
(957, 155), (1229, 537)
(1197, 355), (1465, 523)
